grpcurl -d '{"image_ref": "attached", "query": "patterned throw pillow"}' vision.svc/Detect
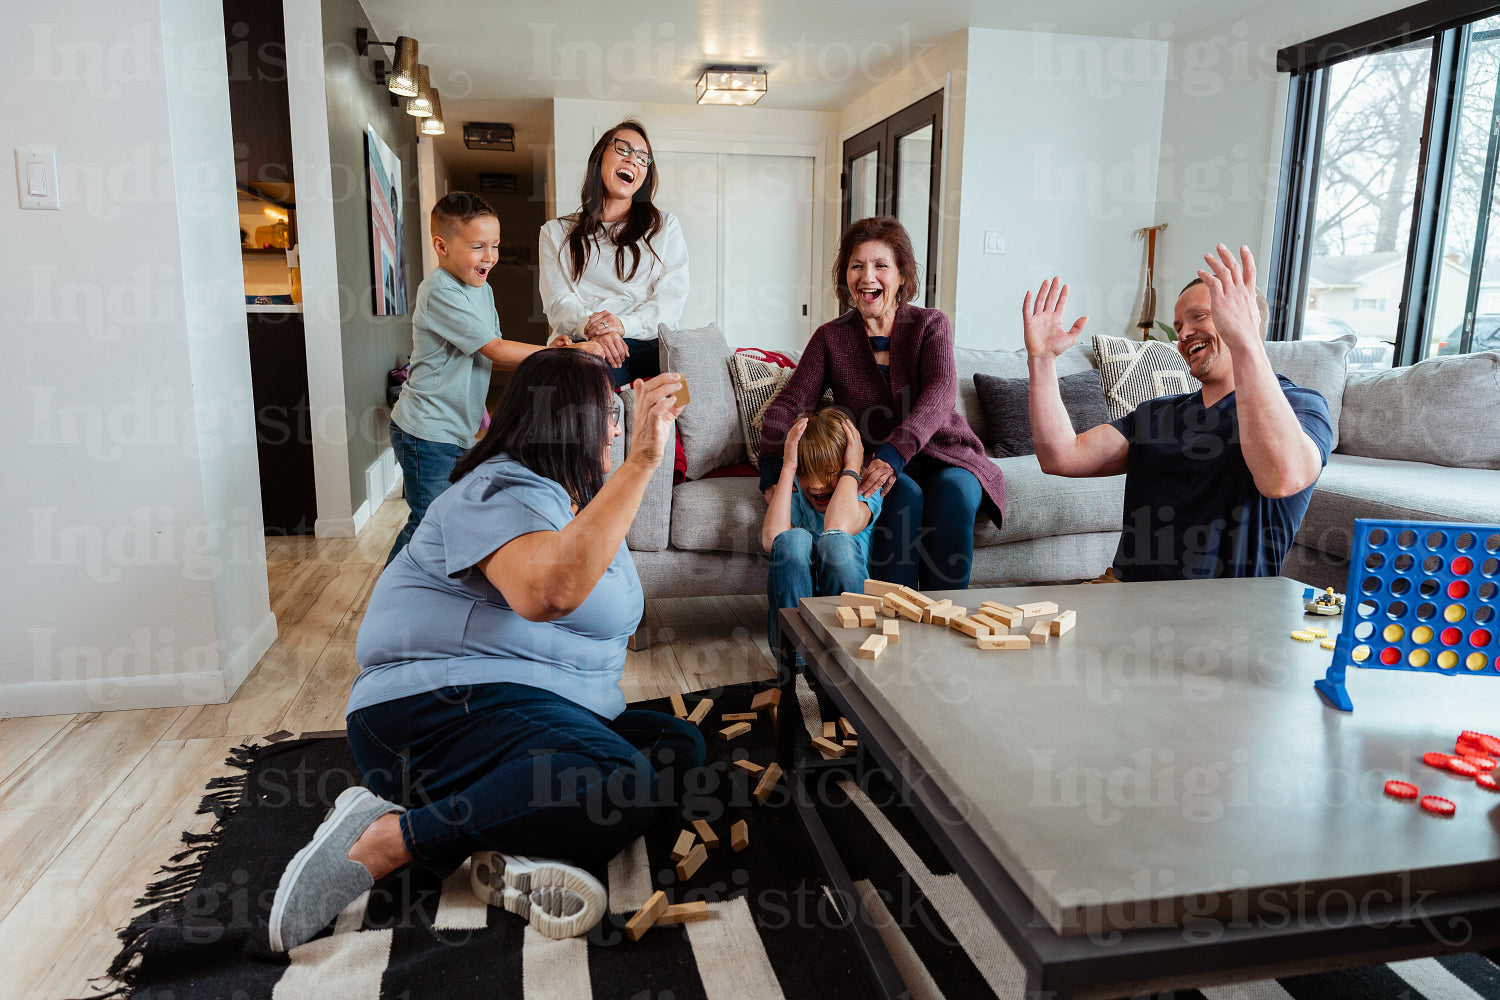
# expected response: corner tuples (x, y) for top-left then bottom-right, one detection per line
(1090, 335), (1201, 420)
(727, 351), (796, 468)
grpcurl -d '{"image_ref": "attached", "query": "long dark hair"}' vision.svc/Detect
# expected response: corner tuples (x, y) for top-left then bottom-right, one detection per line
(449, 350), (614, 509)
(565, 119), (663, 283)
(833, 216), (921, 313)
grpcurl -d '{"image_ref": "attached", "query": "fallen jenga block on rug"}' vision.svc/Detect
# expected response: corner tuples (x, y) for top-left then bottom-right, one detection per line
(839, 717), (857, 738)
(754, 763), (783, 802)
(669, 693), (687, 719)
(733, 759), (764, 775)
(718, 722), (751, 741)
(686, 698), (714, 725)
(691, 819), (720, 848)
(675, 843), (708, 881)
(721, 712), (757, 722)
(670, 829), (696, 862)
(750, 689), (781, 712)
(811, 736), (846, 758)
(730, 819), (749, 852)
(659, 901), (710, 925)
(625, 890), (669, 941)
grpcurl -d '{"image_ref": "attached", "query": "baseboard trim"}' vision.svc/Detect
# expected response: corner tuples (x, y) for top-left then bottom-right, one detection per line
(314, 516), (357, 538)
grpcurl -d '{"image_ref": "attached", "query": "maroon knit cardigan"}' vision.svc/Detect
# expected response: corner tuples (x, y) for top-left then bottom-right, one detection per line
(759, 303), (1005, 526)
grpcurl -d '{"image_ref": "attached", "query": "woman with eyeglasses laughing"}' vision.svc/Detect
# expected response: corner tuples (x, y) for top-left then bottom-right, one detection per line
(540, 119), (690, 388)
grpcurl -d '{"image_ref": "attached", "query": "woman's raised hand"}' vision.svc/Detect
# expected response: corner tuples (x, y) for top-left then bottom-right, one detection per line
(626, 373), (685, 468)
(1022, 277), (1088, 360)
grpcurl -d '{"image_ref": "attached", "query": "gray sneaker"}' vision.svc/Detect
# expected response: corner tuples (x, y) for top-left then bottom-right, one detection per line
(469, 851), (607, 939)
(268, 785), (404, 952)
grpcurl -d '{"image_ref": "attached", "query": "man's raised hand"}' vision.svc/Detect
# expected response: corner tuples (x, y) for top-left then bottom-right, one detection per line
(1197, 245), (1262, 347)
(1023, 277), (1088, 359)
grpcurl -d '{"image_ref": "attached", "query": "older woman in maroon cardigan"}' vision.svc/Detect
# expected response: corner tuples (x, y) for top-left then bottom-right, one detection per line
(758, 217), (1004, 590)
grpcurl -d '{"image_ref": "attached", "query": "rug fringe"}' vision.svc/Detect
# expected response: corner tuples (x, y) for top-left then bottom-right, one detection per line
(75, 740), (264, 999)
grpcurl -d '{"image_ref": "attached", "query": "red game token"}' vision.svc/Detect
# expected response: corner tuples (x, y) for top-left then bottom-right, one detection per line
(1384, 780), (1419, 799)
(1482, 735), (1500, 756)
(1447, 757), (1480, 777)
(1479, 774), (1499, 791)
(1464, 755), (1498, 772)
(1456, 739), (1487, 757)
(1420, 795), (1456, 816)
(1423, 751), (1454, 768)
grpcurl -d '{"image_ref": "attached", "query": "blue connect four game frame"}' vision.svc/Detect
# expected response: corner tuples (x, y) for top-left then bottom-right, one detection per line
(1315, 518), (1500, 712)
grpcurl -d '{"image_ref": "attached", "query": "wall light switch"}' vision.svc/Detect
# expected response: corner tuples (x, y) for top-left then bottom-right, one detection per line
(983, 230), (1006, 255)
(15, 147), (61, 210)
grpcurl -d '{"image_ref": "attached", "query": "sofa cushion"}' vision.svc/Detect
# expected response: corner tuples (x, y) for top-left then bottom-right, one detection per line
(657, 323), (743, 480)
(727, 351), (796, 469)
(1092, 335), (1199, 419)
(1336, 351), (1500, 470)
(973, 454), (1125, 546)
(1294, 453), (1500, 561)
(973, 369), (1110, 458)
(1263, 335), (1352, 450)
(670, 476), (769, 553)
(954, 343), (1095, 439)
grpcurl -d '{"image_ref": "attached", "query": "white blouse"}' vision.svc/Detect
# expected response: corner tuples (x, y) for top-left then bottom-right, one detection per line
(538, 212), (690, 342)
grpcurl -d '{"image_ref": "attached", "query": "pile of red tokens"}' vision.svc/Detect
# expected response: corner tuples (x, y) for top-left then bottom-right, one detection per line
(1388, 730), (1500, 815)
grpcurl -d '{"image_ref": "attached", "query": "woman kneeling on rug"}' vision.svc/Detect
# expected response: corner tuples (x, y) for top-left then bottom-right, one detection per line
(270, 351), (704, 952)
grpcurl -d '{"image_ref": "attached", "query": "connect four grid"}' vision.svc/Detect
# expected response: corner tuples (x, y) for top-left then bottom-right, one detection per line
(1314, 518), (1500, 712)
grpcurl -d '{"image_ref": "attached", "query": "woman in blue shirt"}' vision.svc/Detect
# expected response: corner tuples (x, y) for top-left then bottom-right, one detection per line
(270, 352), (699, 952)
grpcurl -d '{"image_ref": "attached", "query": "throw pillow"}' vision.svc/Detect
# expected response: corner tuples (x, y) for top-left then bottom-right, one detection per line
(727, 351), (796, 469)
(1337, 350), (1500, 469)
(972, 370), (1111, 458)
(656, 323), (743, 480)
(1263, 335), (1352, 450)
(1091, 335), (1201, 419)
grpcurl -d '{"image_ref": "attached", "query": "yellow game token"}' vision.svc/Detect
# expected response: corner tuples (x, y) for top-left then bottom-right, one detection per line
(1306, 626), (1328, 638)
(1320, 638), (1336, 650)
(1291, 630), (1315, 642)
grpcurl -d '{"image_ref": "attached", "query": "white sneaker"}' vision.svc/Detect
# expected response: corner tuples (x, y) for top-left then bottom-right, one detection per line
(469, 851), (607, 939)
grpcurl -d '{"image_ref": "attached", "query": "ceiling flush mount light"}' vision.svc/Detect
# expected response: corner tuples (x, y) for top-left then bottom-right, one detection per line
(463, 123), (515, 151)
(355, 29), (419, 99)
(696, 66), (767, 106)
(419, 90), (445, 136)
(405, 65), (433, 118)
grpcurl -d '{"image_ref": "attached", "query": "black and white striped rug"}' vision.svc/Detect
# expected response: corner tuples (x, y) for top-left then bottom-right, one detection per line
(91, 681), (1500, 999)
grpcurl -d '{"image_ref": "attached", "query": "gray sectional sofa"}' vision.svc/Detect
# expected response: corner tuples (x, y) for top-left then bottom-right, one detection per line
(608, 332), (1500, 600)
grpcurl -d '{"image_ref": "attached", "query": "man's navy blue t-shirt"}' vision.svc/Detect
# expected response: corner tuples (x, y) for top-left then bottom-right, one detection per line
(1109, 375), (1333, 581)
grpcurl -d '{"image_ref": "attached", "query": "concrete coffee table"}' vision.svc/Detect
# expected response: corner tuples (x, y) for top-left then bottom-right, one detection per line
(774, 576), (1500, 999)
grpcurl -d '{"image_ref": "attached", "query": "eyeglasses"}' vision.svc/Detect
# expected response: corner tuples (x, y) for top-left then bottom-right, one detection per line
(609, 397), (624, 427)
(611, 138), (652, 168)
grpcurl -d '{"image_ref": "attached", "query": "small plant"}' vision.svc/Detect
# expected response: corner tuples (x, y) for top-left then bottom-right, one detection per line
(1153, 320), (1178, 342)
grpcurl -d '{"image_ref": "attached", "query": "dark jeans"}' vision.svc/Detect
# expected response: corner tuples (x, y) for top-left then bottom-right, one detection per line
(869, 454), (983, 591)
(347, 682), (706, 878)
(608, 336), (661, 390)
(387, 423), (466, 565)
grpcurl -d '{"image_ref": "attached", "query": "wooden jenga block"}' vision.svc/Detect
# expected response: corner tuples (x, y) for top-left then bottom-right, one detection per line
(839, 717), (857, 738)
(887, 594), (924, 623)
(980, 601), (1021, 616)
(1050, 609), (1077, 636)
(676, 843), (708, 881)
(882, 619), (899, 643)
(750, 688), (781, 712)
(970, 612), (1007, 633)
(1017, 601), (1060, 618)
(686, 698), (714, 726)
(840, 592), (884, 609)
(979, 605), (1022, 628)
(659, 901), (710, 925)
(978, 634), (1032, 650)
(753, 763), (783, 802)
(733, 759), (764, 775)
(896, 586), (936, 608)
(721, 712), (758, 722)
(858, 633), (888, 659)
(921, 599), (954, 623)
(842, 739), (858, 749)
(718, 722), (752, 741)
(811, 736), (846, 758)
(822, 721), (837, 739)
(858, 605), (877, 627)
(863, 579), (903, 598)
(625, 890), (669, 941)
(670, 829), (696, 862)
(929, 607), (959, 627)
(730, 819), (749, 852)
(669, 693), (687, 719)
(1029, 620), (1050, 643)
(691, 819), (720, 848)
(950, 616), (991, 639)
(835, 606), (860, 629)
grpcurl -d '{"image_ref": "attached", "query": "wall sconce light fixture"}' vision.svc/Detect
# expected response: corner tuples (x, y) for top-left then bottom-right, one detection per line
(355, 29), (419, 101)
(419, 90), (445, 136)
(405, 65), (433, 118)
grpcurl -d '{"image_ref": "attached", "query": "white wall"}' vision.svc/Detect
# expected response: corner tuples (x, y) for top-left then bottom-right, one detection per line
(2, 0), (274, 716)
(1151, 0), (1414, 298)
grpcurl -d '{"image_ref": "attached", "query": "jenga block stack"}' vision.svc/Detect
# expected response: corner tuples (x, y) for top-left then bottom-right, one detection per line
(1050, 609), (1077, 636)
(625, 890), (669, 941)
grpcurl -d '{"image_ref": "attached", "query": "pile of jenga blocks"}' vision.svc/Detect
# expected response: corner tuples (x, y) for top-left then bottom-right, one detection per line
(832, 579), (1077, 660)
(625, 687), (785, 942)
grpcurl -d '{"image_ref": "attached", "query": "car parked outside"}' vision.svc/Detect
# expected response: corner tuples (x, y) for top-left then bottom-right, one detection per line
(1300, 312), (1395, 371)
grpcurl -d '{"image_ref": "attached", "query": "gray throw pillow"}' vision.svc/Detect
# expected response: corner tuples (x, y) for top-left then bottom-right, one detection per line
(1263, 335), (1352, 450)
(973, 370), (1111, 458)
(1337, 350), (1500, 469)
(656, 323), (743, 480)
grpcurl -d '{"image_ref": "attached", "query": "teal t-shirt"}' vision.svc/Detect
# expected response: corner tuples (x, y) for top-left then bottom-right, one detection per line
(350, 456), (642, 719)
(391, 267), (498, 448)
(790, 483), (883, 567)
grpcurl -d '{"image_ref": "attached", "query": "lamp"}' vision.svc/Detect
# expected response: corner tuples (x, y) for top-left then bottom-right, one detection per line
(355, 29), (419, 99)
(463, 123), (515, 151)
(695, 66), (767, 106)
(405, 65), (432, 118)
(419, 90), (445, 136)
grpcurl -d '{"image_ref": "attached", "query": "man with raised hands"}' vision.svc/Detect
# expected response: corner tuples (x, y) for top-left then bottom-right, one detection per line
(1022, 244), (1333, 581)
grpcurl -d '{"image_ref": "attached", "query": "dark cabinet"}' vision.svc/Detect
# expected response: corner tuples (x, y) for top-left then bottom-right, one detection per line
(247, 311), (317, 534)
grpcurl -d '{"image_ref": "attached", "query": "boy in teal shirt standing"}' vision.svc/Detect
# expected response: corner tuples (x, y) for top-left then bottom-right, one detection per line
(388, 192), (618, 563)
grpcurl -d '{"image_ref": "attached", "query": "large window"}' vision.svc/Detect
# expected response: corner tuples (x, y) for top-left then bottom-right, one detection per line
(1271, 2), (1500, 364)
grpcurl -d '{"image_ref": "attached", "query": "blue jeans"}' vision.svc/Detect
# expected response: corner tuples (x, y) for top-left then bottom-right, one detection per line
(766, 527), (867, 648)
(608, 337), (661, 390)
(348, 682), (706, 878)
(869, 454), (983, 591)
(387, 423), (467, 564)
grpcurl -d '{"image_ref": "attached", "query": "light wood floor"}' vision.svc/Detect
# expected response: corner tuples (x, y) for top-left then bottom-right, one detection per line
(0, 497), (771, 1000)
